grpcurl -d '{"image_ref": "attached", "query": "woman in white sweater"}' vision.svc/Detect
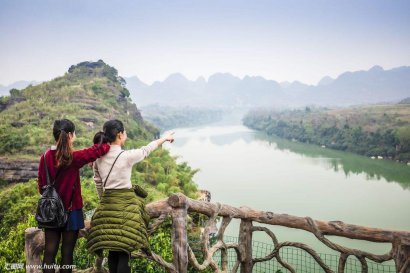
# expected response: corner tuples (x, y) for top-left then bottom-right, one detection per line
(86, 119), (174, 273)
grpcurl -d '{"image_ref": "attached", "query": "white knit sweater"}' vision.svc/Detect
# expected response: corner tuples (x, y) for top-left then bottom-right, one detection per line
(93, 140), (159, 198)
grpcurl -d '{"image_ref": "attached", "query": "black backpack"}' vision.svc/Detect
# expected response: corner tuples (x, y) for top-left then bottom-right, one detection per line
(35, 150), (76, 228)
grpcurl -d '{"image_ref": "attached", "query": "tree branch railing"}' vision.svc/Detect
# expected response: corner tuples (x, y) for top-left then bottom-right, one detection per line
(25, 193), (410, 273)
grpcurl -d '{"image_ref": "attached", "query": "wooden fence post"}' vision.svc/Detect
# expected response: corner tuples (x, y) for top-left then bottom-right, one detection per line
(393, 239), (410, 273)
(25, 227), (44, 273)
(239, 220), (253, 273)
(168, 193), (189, 273)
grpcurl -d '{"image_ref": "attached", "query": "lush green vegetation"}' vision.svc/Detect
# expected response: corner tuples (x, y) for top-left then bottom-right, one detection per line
(0, 174), (201, 272)
(0, 60), (206, 272)
(0, 60), (157, 157)
(141, 104), (223, 131)
(243, 104), (410, 162)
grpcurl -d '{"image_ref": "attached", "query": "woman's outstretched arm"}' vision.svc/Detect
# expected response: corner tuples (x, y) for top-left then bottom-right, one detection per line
(72, 143), (110, 169)
(125, 132), (175, 166)
(125, 140), (159, 166)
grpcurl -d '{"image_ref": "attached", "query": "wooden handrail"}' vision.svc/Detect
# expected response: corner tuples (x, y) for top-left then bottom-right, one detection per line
(25, 193), (410, 273)
(148, 193), (410, 244)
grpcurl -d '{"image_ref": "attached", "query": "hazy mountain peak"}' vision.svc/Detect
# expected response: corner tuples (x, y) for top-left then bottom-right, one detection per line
(208, 72), (241, 83)
(369, 65), (384, 72)
(283, 81), (310, 90)
(243, 75), (258, 80)
(164, 73), (189, 83)
(243, 75), (268, 82)
(290, 80), (306, 85)
(195, 76), (206, 83)
(318, 76), (334, 86)
(124, 76), (147, 89)
(126, 75), (143, 82)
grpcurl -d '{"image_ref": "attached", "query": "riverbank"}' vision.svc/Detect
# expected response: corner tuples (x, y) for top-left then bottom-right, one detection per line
(242, 104), (410, 165)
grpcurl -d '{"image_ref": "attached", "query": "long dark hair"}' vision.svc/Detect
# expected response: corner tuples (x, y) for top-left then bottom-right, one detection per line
(53, 119), (75, 168)
(93, 119), (124, 144)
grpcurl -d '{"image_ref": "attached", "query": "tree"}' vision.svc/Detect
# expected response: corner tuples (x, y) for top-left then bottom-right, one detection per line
(396, 126), (410, 151)
(9, 88), (21, 97)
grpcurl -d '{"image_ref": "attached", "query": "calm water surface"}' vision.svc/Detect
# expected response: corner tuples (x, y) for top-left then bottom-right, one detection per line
(162, 115), (410, 256)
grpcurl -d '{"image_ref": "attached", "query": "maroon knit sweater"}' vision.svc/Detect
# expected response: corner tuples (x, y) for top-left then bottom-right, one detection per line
(37, 144), (110, 211)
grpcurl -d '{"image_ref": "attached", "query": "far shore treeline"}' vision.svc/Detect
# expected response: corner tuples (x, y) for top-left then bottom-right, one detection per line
(243, 104), (410, 163)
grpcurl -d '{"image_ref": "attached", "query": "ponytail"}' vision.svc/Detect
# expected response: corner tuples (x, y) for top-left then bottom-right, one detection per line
(53, 119), (75, 168)
(93, 131), (109, 145)
(56, 130), (73, 167)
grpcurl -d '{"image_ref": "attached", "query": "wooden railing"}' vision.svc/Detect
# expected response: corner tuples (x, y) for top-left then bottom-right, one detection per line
(25, 193), (410, 273)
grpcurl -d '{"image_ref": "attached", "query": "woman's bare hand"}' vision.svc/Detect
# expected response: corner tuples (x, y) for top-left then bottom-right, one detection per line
(156, 131), (175, 146)
(165, 131), (175, 143)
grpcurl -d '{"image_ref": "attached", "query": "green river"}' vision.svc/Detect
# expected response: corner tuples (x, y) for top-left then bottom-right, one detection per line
(162, 112), (410, 268)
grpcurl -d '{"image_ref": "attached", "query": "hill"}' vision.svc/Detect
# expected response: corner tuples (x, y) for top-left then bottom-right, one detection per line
(0, 60), (159, 158)
(0, 60), (199, 199)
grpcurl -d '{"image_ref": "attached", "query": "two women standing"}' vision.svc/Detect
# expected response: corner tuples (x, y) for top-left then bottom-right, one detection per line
(37, 118), (174, 273)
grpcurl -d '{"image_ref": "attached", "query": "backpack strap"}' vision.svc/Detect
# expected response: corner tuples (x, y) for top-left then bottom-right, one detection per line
(43, 150), (61, 186)
(43, 150), (76, 211)
(103, 151), (124, 190)
(43, 151), (51, 186)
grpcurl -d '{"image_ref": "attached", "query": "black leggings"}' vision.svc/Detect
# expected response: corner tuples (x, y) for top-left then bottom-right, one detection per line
(42, 228), (78, 273)
(108, 251), (131, 273)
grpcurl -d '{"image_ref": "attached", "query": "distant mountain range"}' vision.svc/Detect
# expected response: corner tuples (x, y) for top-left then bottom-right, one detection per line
(2, 65), (409, 108)
(125, 65), (410, 108)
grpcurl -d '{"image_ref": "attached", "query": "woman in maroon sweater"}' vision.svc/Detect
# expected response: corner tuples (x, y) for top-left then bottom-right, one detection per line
(37, 119), (110, 273)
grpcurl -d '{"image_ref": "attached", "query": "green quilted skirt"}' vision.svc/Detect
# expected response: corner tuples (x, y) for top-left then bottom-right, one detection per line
(86, 188), (150, 257)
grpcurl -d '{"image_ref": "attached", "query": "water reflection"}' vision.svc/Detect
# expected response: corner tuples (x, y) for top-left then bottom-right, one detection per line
(167, 122), (410, 191)
(254, 131), (410, 190)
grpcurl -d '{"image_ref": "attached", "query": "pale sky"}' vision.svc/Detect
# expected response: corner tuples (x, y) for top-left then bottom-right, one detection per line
(0, 0), (409, 86)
